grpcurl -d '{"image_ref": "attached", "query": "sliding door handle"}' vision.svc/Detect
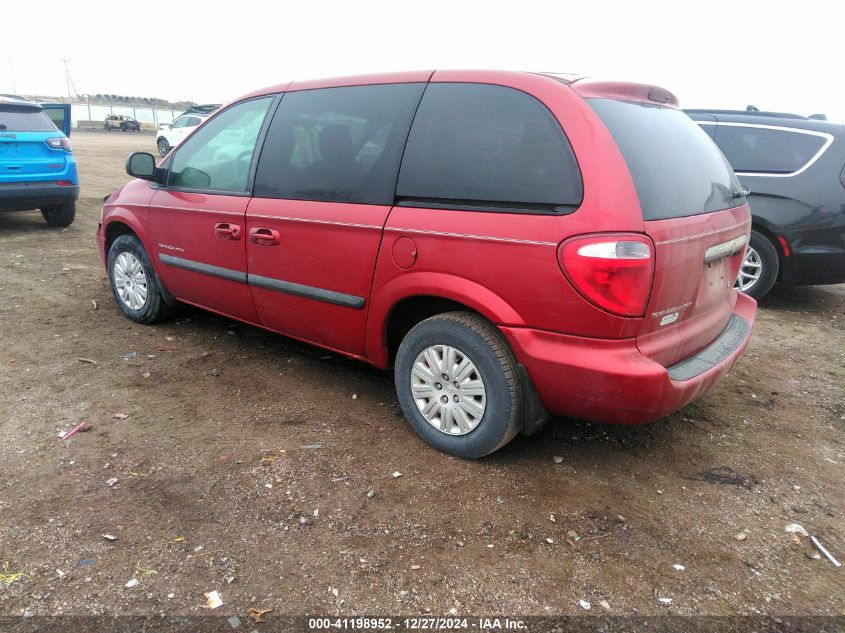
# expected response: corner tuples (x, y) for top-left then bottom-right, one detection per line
(249, 227), (281, 246)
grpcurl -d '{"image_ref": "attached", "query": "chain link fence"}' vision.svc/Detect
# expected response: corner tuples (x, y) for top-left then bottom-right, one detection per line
(71, 102), (183, 131)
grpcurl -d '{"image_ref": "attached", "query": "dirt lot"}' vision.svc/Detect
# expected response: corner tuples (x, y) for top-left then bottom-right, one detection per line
(1, 130), (843, 622)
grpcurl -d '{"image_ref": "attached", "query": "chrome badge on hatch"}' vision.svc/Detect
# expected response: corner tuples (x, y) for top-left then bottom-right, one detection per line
(652, 301), (692, 326)
(660, 312), (679, 326)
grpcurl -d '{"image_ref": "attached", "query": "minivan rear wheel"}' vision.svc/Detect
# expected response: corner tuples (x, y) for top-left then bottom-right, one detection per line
(394, 312), (522, 458)
(41, 202), (76, 227)
(736, 230), (779, 300)
(108, 234), (174, 324)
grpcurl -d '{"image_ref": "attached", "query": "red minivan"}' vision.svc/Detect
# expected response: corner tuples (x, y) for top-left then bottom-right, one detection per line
(97, 70), (756, 458)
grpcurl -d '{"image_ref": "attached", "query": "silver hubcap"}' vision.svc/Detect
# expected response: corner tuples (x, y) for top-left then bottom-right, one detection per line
(735, 246), (762, 292)
(411, 345), (486, 435)
(113, 252), (148, 311)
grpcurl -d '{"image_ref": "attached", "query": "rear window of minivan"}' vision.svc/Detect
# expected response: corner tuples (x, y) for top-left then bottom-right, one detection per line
(0, 105), (57, 132)
(589, 99), (742, 221)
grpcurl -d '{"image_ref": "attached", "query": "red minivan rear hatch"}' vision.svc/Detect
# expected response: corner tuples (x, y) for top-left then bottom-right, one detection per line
(586, 94), (752, 367)
(640, 208), (750, 366)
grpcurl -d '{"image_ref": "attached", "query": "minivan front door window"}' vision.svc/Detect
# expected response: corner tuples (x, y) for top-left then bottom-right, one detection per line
(167, 97), (273, 192)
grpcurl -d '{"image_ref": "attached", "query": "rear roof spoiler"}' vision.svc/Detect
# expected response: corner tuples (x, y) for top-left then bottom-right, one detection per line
(568, 80), (680, 108)
(0, 98), (42, 111)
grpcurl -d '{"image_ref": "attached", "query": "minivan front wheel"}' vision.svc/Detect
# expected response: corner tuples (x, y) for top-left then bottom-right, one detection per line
(108, 234), (173, 323)
(395, 312), (522, 458)
(736, 230), (779, 300)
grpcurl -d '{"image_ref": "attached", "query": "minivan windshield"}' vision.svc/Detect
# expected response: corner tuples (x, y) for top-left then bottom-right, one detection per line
(0, 105), (57, 132)
(588, 99), (743, 221)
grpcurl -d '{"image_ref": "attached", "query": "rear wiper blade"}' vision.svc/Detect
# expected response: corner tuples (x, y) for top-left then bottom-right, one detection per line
(731, 186), (750, 199)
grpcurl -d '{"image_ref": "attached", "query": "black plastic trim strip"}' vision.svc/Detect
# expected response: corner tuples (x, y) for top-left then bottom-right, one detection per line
(667, 315), (750, 381)
(248, 274), (365, 309)
(159, 254), (247, 283)
(158, 254), (364, 309)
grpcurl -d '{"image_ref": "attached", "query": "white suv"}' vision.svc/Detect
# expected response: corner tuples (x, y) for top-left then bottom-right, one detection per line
(156, 106), (220, 156)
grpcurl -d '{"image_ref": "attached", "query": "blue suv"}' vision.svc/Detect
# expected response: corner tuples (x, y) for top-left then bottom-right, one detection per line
(0, 96), (79, 226)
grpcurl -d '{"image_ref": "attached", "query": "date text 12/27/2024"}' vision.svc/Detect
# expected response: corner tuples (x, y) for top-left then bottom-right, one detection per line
(307, 617), (526, 630)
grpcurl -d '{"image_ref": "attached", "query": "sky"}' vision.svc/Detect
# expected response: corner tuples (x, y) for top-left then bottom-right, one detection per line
(3, 0), (844, 122)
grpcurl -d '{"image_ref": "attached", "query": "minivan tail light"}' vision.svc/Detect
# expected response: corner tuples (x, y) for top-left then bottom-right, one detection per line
(46, 137), (72, 151)
(558, 234), (655, 317)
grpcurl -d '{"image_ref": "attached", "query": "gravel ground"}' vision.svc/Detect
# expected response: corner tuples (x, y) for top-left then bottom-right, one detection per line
(0, 130), (843, 624)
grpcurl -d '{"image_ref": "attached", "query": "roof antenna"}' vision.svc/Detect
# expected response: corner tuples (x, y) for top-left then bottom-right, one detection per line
(746, 105), (760, 112)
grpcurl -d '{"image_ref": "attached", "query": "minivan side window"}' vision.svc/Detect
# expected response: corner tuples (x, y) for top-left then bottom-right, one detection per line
(168, 97), (273, 192)
(253, 83), (426, 205)
(713, 124), (829, 174)
(396, 83), (583, 212)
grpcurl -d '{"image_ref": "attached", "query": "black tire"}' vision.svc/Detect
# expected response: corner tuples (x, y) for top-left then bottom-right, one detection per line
(105, 123), (111, 131)
(738, 230), (779, 300)
(41, 202), (76, 227)
(394, 311), (522, 458)
(157, 137), (170, 157)
(107, 234), (174, 324)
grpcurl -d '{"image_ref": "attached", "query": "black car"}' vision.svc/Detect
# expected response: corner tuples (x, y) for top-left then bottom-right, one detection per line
(686, 108), (845, 299)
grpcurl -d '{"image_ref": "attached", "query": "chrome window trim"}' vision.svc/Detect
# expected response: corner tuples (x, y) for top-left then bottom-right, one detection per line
(247, 213), (383, 231)
(696, 121), (834, 178)
(384, 226), (556, 247)
(652, 221), (750, 246)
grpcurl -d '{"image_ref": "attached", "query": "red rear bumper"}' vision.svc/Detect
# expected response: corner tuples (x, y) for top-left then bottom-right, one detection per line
(501, 291), (757, 425)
